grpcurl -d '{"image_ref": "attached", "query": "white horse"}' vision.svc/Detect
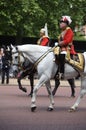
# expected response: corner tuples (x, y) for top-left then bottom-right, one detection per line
(11, 44), (86, 112)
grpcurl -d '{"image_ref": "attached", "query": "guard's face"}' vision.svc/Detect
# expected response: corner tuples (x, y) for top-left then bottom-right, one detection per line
(40, 32), (44, 37)
(59, 22), (67, 30)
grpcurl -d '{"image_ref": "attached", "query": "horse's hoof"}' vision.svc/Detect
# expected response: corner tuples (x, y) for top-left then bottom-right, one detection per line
(22, 88), (27, 93)
(31, 106), (37, 112)
(68, 107), (76, 112)
(28, 93), (33, 97)
(47, 107), (53, 111)
(71, 94), (75, 98)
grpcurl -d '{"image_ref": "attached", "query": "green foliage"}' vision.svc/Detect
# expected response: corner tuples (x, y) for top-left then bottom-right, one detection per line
(0, 0), (86, 39)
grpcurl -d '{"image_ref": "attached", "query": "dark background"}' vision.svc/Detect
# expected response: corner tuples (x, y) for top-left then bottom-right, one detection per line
(0, 35), (86, 52)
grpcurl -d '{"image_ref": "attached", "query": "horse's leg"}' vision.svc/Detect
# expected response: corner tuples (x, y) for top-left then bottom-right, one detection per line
(17, 71), (27, 93)
(28, 72), (34, 96)
(52, 78), (75, 97)
(68, 78), (75, 97)
(69, 77), (86, 112)
(52, 78), (60, 96)
(45, 81), (54, 111)
(69, 89), (86, 112)
(31, 74), (52, 112)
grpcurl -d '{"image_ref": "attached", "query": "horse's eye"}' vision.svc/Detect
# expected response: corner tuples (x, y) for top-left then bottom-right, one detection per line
(15, 56), (18, 59)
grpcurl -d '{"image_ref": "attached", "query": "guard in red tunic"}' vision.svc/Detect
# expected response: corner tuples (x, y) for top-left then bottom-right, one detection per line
(57, 16), (76, 79)
(37, 28), (49, 46)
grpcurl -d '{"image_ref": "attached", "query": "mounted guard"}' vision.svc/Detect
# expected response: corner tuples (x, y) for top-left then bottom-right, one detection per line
(37, 27), (49, 46)
(54, 15), (84, 79)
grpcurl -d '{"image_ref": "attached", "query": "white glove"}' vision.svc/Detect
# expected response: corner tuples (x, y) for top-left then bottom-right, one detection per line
(54, 42), (58, 46)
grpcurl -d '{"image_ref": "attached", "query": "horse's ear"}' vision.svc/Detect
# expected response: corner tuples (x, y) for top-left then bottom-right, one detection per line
(9, 44), (12, 51)
(10, 44), (15, 50)
(11, 44), (14, 48)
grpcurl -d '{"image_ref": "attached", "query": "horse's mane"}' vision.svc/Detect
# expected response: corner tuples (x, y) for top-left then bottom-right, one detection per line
(18, 44), (51, 53)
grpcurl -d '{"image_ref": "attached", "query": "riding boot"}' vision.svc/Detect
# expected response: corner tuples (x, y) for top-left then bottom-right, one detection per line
(54, 54), (59, 64)
(58, 54), (65, 79)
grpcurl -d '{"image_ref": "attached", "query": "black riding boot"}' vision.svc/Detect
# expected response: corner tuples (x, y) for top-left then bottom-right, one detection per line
(58, 54), (65, 79)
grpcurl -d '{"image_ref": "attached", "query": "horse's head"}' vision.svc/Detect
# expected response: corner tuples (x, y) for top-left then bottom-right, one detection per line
(11, 45), (31, 71)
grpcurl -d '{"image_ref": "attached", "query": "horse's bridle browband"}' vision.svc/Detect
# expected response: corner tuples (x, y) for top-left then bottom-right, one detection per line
(12, 50), (26, 68)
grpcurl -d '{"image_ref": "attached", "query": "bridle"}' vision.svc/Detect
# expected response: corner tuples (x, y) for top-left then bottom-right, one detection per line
(12, 50), (27, 70)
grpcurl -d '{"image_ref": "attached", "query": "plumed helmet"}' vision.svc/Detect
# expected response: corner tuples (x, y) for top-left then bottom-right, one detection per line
(60, 16), (72, 25)
(40, 28), (45, 33)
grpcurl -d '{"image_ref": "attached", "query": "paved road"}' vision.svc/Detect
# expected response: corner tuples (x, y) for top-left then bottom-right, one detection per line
(0, 83), (86, 130)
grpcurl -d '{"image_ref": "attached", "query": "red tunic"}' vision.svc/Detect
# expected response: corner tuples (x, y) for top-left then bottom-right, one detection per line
(40, 37), (49, 46)
(59, 27), (76, 54)
(37, 35), (49, 46)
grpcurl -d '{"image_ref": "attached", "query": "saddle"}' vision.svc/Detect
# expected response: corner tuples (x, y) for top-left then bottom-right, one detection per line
(53, 46), (85, 72)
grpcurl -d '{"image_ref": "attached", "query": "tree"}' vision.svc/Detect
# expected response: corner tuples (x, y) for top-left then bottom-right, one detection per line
(0, 0), (86, 39)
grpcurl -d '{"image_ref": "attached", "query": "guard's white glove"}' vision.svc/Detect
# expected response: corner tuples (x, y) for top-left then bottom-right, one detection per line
(54, 42), (58, 46)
